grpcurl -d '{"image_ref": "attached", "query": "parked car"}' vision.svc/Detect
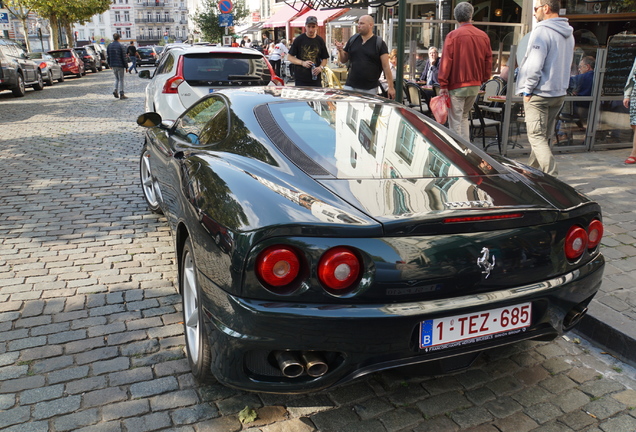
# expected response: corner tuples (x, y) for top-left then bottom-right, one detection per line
(136, 87), (605, 393)
(140, 46), (284, 121)
(137, 46), (159, 66)
(154, 42), (189, 64)
(0, 38), (45, 97)
(28, 52), (65, 85)
(74, 46), (100, 73)
(88, 43), (109, 69)
(48, 49), (85, 78)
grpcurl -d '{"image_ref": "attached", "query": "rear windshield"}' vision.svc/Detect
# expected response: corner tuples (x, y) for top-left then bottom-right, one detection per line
(138, 48), (154, 55)
(182, 53), (272, 84)
(49, 51), (72, 58)
(266, 100), (495, 179)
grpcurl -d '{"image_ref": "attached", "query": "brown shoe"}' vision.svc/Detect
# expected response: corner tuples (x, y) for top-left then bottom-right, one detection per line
(113, 90), (119, 98)
(120, 94), (128, 100)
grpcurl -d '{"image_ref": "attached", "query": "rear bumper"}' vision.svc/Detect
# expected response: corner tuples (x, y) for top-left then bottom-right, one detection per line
(199, 254), (605, 393)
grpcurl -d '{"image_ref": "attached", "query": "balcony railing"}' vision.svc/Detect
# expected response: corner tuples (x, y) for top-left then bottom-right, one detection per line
(141, 2), (166, 6)
(137, 35), (163, 41)
(135, 18), (175, 23)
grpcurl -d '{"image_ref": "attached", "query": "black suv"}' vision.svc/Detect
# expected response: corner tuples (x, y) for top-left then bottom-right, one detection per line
(137, 46), (158, 66)
(74, 46), (101, 73)
(0, 38), (45, 97)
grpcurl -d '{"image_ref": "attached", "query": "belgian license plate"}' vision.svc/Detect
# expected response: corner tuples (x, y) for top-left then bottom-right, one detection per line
(209, 89), (215, 93)
(420, 303), (531, 350)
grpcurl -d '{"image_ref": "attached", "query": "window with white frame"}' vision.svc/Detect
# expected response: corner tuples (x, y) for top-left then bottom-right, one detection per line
(115, 11), (121, 22)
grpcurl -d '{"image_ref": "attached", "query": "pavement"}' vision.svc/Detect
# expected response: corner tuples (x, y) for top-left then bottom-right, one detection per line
(549, 150), (636, 367)
(1, 72), (636, 432)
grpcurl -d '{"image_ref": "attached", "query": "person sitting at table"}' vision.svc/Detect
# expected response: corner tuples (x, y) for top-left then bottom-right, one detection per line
(557, 55), (595, 140)
(379, 51), (398, 96)
(420, 46), (440, 85)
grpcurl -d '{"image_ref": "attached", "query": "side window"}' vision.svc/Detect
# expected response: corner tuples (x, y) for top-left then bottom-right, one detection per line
(173, 96), (229, 145)
(157, 53), (175, 74)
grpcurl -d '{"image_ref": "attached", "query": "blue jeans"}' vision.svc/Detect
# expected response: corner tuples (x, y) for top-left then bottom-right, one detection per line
(128, 57), (137, 73)
(112, 67), (125, 95)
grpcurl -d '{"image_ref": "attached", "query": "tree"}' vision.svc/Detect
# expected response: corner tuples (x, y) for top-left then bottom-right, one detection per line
(5, 0), (36, 52)
(193, 0), (249, 43)
(31, 0), (111, 49)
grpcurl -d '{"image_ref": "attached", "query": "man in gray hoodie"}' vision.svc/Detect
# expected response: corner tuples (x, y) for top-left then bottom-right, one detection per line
(516, 0), (574, 176)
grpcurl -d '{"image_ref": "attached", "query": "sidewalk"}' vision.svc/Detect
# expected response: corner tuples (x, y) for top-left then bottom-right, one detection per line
(516, 148), (636, 365)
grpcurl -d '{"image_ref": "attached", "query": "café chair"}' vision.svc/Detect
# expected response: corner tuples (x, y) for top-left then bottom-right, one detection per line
(470, 102), (501, 153)
(405, 82), (430, 115)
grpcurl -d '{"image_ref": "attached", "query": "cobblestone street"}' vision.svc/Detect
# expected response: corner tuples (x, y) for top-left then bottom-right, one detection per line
(1, 72), (636, 432)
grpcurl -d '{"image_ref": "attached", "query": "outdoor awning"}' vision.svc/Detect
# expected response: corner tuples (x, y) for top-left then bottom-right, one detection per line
(239, 22), (263, 34)
(289, 8), (348, 27)
(327, 8), (367, 26)
(262, 4), (305, 28)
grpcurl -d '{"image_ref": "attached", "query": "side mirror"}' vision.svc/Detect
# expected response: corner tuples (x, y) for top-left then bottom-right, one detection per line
(137, 112), (163, 128)
(139, 70), (151, 79)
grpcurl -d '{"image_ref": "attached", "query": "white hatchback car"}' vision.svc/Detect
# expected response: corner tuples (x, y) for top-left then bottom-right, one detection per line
(141, 46), (284, 121)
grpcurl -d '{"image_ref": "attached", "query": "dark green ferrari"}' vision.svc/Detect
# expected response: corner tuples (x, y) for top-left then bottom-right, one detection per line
(137, 87), (604, 394)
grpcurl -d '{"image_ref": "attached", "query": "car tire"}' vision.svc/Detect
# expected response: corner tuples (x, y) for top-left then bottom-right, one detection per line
(140, 147), (163, 214)
(32, 73), (44, 91)
(97, 64), (103, 72)
(58, 73), (65, 83)
(181, 236), (213, 382)
(12, 73), (26, 97)
(92, 64), (97, 73)
(45, 70), (54, 86)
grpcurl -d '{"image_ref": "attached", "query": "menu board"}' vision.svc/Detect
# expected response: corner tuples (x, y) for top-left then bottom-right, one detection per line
(603, 33), (636, 96)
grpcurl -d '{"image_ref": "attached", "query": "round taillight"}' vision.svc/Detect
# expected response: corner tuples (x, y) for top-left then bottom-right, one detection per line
(39, 62), (47, 69)
(318, 247), (361, 291)
(587, 219), (603, 249)
(564, 225), (588, 261)
(256, 246), (300, 288)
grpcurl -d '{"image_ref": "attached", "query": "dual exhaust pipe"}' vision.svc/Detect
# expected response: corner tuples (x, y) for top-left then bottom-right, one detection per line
(274, 351), (328, 378)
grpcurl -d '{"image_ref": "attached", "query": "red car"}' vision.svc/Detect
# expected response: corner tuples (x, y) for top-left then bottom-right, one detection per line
(47, 49), (85, 78)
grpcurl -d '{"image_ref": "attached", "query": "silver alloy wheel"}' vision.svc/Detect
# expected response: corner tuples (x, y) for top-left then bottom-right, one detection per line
(140, 150), (159, 208)
(183, 249), (200, 364)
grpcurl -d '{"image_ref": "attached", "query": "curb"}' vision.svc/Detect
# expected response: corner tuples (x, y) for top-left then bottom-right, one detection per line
(575, 301), (636, 367)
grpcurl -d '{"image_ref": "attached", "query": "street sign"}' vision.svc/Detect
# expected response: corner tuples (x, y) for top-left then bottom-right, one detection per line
(0, 11), (9, 24)
(218, 0), (233, 14)
(218, 13), (233, 27)
(164, 35), (169, 41)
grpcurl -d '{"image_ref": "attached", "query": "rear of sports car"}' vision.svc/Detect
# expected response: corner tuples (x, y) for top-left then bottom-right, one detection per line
(199, 187), (603, 393)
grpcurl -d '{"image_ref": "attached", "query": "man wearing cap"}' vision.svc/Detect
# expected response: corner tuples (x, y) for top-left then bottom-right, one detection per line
(288, 16), (329, 87)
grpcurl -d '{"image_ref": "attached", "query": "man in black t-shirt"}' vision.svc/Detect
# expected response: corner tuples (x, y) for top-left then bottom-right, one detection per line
(126, 41), (140, 74)
(288, 16), (329, 87)
(335, 15), (395, 99)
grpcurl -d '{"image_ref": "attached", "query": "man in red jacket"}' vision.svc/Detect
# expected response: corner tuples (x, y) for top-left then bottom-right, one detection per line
(438, 2), (492, 141)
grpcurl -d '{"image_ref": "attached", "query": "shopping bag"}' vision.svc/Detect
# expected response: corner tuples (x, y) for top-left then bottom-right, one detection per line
(430, 93), (450, 125)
